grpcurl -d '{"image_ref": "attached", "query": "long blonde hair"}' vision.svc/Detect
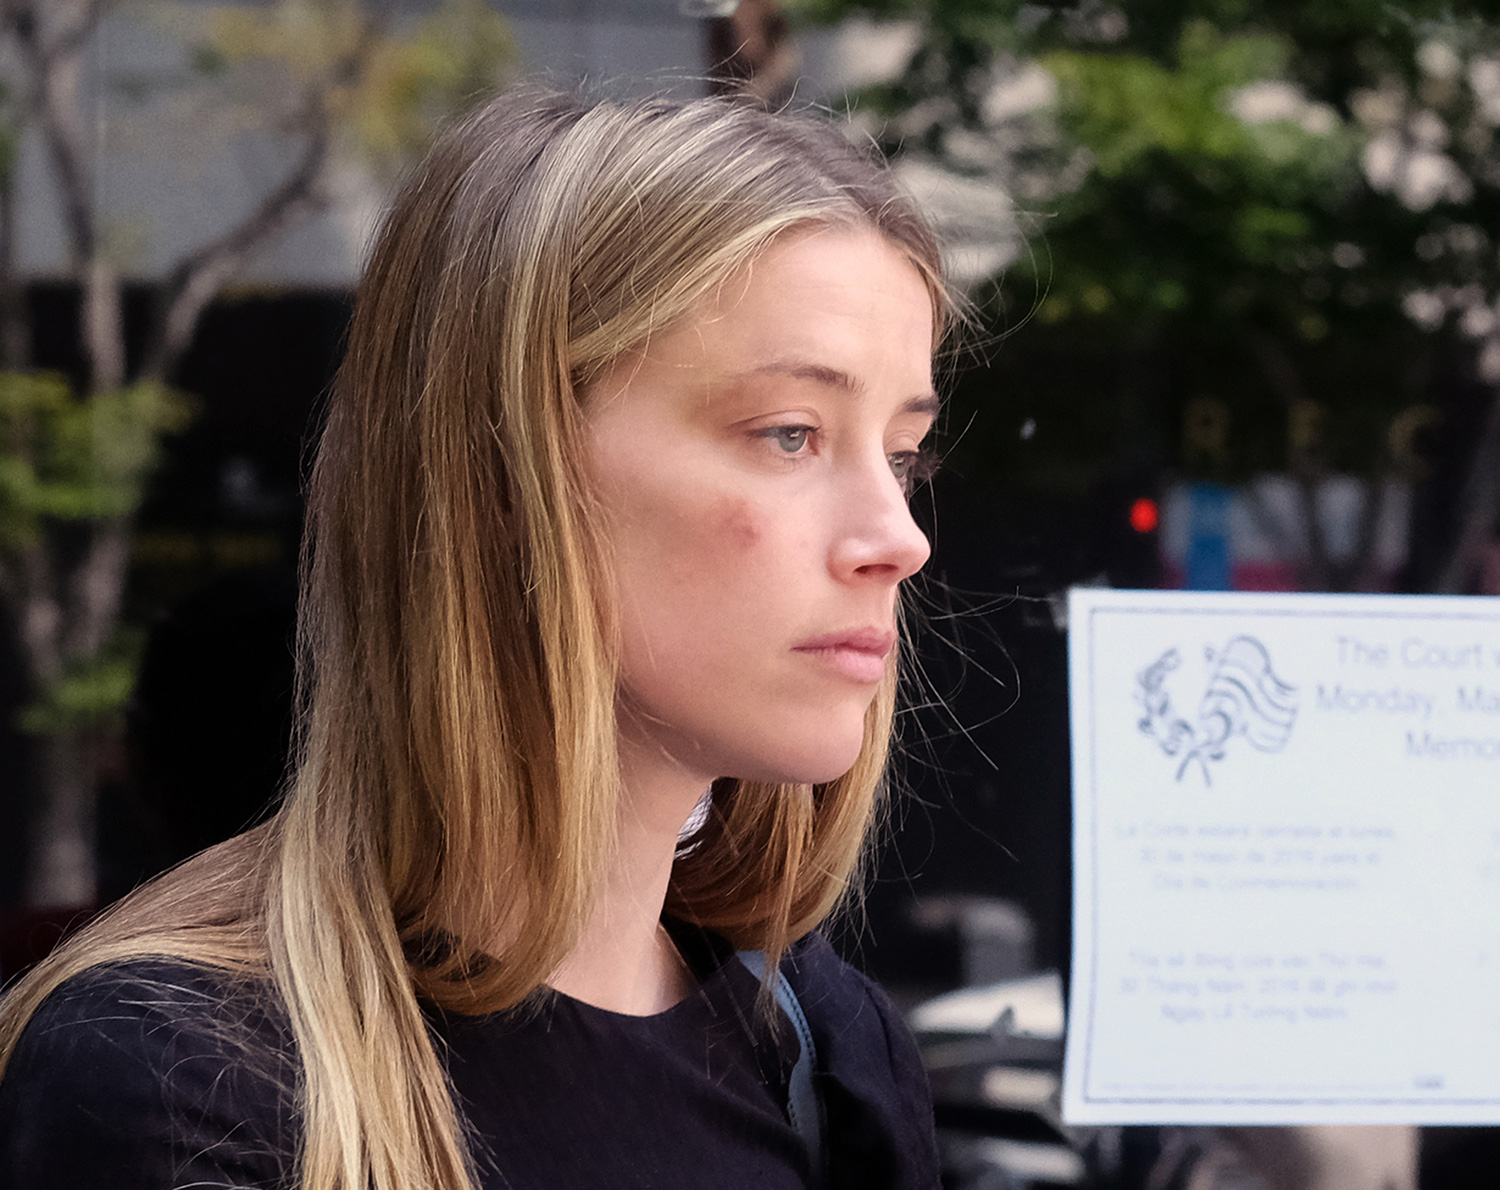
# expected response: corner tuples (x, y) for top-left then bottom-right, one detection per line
(0, 85), (946, 1190)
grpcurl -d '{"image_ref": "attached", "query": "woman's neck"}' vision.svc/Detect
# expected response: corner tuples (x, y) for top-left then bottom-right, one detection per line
(546, 737), (709, 1015)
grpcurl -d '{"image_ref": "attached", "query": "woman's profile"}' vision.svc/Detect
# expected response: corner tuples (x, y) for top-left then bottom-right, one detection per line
(0, 84), (949, 1189)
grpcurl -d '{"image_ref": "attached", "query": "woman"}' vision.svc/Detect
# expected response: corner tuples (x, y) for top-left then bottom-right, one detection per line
(0, 84), (948, 1189)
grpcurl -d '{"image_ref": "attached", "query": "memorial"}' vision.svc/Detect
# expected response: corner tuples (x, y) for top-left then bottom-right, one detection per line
(1062, 588), (1500, 1125)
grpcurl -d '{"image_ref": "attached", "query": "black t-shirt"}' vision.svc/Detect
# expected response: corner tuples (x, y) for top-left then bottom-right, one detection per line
(0, 926), (938, 1189)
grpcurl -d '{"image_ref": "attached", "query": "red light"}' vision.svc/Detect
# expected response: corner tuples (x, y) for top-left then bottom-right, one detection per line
(1129, 497), (1159, 534)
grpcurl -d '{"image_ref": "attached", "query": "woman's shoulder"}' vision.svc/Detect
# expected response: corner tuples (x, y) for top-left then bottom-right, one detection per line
(5, 955), (294, 1078)
(0, 956), (298, 1189)
(781, 933), (915, 1058)
(13, 953), (273, 1023)
(782, 934), (941, 1190)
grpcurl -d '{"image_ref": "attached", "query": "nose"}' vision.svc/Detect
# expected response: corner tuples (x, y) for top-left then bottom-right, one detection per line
(828, 457), (932, 585)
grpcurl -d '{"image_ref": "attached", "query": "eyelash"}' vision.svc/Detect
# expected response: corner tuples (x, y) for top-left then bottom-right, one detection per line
(754, 426), (941, 493)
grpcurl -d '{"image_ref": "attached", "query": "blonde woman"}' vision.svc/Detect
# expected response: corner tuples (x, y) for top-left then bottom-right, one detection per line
(0, 85), (948, 1190)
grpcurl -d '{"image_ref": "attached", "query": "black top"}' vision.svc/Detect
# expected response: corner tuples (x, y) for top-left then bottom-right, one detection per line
(0, 926), (938, 1189)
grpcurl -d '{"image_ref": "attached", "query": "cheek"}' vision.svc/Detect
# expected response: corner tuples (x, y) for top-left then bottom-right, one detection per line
(613, 491), (776, 695)
(651, 492), (774, 603)
(608, 479), (777, 635)
(714, 495), (764, 553)
(640, 489), (770, 583)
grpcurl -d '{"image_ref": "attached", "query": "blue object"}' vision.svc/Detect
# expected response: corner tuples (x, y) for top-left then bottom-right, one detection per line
(737, 950), (825, 1187)
(1184, 482), (1232, 590)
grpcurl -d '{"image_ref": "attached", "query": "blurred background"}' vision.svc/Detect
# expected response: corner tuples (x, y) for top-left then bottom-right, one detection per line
(1, 1), (1498, 1185)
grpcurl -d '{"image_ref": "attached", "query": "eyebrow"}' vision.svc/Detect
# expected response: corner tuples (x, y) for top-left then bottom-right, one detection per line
(736, 361), (941, 416)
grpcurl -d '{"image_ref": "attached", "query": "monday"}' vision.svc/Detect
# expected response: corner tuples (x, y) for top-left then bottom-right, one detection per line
(1316, 684), (1433, 718)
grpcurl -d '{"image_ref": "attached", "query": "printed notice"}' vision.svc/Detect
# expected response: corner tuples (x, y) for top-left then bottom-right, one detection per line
(1062, 589), (1500, 1125)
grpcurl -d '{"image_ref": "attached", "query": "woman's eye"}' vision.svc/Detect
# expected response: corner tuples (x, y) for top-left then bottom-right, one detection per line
(762, 425), (813, 454)
(889, 447), (939, 492)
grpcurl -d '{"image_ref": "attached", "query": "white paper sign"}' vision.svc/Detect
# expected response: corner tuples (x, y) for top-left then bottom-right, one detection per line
(1062, 588), (1500, 1125)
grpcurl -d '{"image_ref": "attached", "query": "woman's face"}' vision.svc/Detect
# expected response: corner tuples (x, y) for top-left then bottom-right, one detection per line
(587, 225), (937, 790)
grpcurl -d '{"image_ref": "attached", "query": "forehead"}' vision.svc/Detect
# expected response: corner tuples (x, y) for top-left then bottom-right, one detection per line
(583, 224), (938, 423)
(667, 227), (933, 387)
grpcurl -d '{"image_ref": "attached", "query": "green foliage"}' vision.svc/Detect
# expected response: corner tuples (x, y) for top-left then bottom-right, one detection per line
(18, 630), (145, 734)
(1047, 28), (1288, 175)
(0, 79), (17, 183)
(1031, 22), (1363, 329)
(343, 0), (521, 170)
(204, 0), (519, 174)
(0, 373), (194, 547)
(785, 0), (1026, 30)
(797, 0), (1500, 494)
(0, 375), (193, 733)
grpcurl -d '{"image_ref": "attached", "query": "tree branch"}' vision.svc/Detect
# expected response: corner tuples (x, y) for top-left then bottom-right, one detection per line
(1343, 470), (1392, 592)
(137, 6), (387, 384)
(16, 537), (61, 687)
(21, 25), (95, 261)
(139, 116), (333, 382)
(61, 517), (129, 661)
(8, 0), (126, 392)
(1247, 333), (1341, 589)
(1434, 387), (1500, 593)
(37, 0), (112, 69)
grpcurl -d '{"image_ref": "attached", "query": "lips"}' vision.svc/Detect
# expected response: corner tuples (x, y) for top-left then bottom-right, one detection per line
(792, 627), (896, 684)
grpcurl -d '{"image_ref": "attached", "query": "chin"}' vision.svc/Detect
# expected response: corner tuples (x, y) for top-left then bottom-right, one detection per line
(732, 734), (868, 787)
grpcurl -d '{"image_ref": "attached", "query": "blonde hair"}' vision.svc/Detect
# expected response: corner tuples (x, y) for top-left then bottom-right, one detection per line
(0, 85), (946, 1190)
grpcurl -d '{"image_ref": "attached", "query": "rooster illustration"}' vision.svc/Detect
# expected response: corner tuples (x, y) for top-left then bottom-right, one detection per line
(1136, 636), (1298, 785)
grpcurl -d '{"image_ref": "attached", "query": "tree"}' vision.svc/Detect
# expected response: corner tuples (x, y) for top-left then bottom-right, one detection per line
(0, 0), (515, 907)
(788, 0), (1500, 592)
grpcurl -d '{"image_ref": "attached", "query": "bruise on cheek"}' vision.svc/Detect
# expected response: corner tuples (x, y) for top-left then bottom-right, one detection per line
(712, 494), (764, 552)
